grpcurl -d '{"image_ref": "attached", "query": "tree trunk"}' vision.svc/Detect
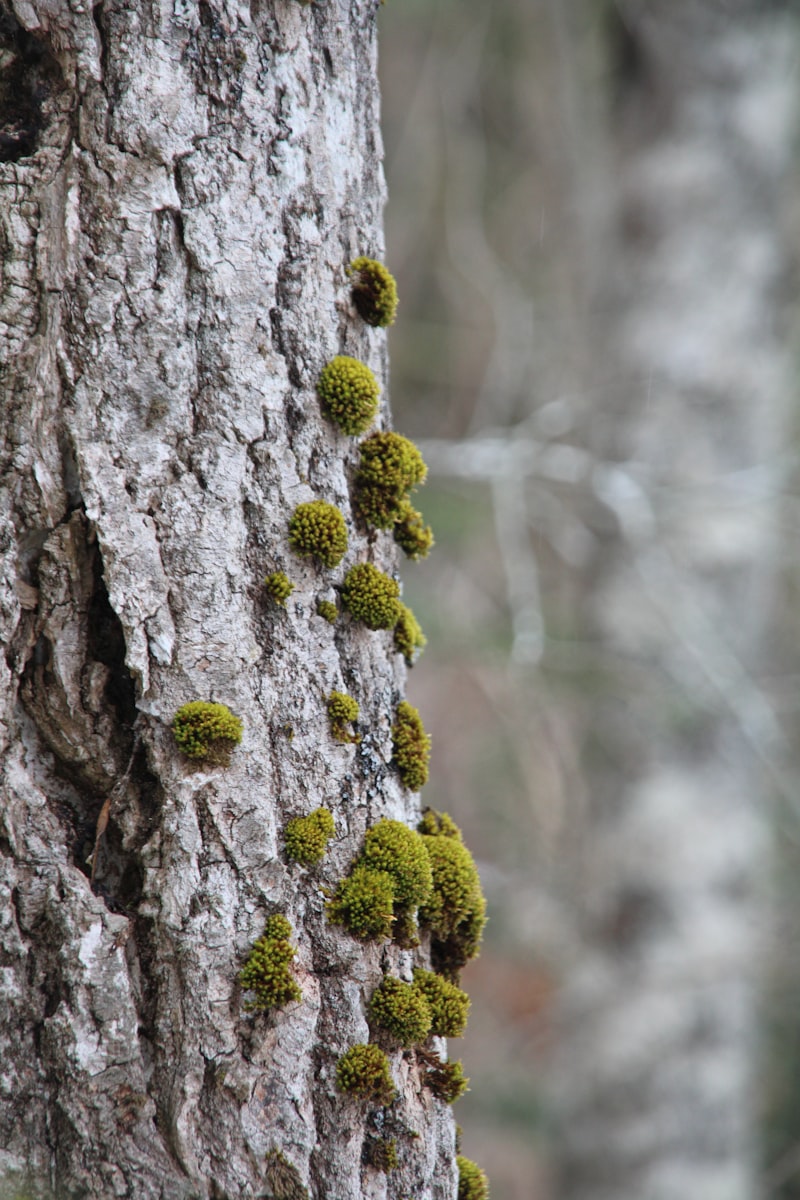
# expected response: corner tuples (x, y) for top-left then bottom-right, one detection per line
(0, 2), (455, 1197)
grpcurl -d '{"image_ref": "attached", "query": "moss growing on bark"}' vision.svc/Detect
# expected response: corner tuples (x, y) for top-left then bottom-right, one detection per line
(418, 809), (487, 978)
(284, 808), (335, 865)
(421, 1052), (469, 1104)
(240, 915), (302, 1011)
(327, 691), (360, 744)
(394, 603), (427, 667)
(391, 701), (431, 791)
(354, 431), (427, 530)
(262, 1150), (309, 1200)
(362, 818), (432, 908)
(411, 969), (470, 1038)
(317, 598), (338, 624)
(348, 256), (399, 327)
(457, 1156), (489, 1200)
(336, 1044), (396, 1105)
(393, 502), (434, 561)
(318, 355), (380, 436)
(327, 865), (396, 940)
(289, 501), (348, 568)
(172, 701), (243, 766)
(265, 572), (294, 606)
(367, 1138), (399, 1173)
(369, 975), (432, 1048)
(341, 563), (401, 630)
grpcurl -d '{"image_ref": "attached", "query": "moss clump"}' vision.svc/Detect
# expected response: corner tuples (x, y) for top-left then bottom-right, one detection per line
(336, 1043), (396, 1105)
(391, 701), (431, 791)
(370, 976), (432, 1048)
(263, 1149), (309, 1200)
(289, 501), (348, 568)
(362, 818), (432, 909)
(327, 690), (360, 744)
(418, 810), (487, 978)
(240, 914), (302, 1011)
(422, 1053), (469, 1104)
(172, 701), (243, 766)
(317, 599), (338, 624)
(367, 1138), (399, 1173)
(457, 1156), (489, 1200)
(284, 808), (335, 866)
(394, 603), (427, 667)
(348, 256), (398, 327)
(341, 563), (401, 630)
(327, 865), (396, 940)
(265, 571), (294, 606)
(318, 355), (380, 436)
(393, 503), (434, 561)
(411, 969), (470, 1038)
(354, 431), (427, 530)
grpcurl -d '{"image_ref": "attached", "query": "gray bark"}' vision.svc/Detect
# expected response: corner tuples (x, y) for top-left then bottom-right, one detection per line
(0, 2), (454, 1198)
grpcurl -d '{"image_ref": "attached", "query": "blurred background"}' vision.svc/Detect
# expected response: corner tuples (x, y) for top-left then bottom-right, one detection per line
(379, 2), (800, 1198)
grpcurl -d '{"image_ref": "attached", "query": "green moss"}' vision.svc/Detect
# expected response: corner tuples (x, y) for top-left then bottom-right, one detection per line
(411, 969), (470, 1038)
(289, 501), (348, 568)
(284, 808), (335, 865)
(172, 701), (243, 766)
(240, 914), (302, 1011)
(265, 572), (294, 606)
(393, 503), (434, 561)
(391, 701), (431, 791)
(336, 1043), (396, 1105)
(348, 256), (398, 328)
(369, 976), (432, 1048)
(367, 1138), (399, 1173)
(341, 563), (401, 630)
(362, 818), (432, 908)
(327, 865), (396, 940)
(318, 355), (380, 436)
(422, 1053), (469, 1104)
(354, 431), (427, 530)
(262, 1149), (309, 1200)
(418, 811), (487, 978)
(327, 690), (360, 744)
(457, 1156), (489, 1200)
(317, 599), (338, 624)
(393, 603), (427, 667)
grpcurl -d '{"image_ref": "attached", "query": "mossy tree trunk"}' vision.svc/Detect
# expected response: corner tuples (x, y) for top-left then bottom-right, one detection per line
(0, 2), (455, 1197)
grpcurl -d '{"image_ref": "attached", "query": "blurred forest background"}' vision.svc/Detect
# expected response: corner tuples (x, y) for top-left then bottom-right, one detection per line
(379, 2), (800, 1198)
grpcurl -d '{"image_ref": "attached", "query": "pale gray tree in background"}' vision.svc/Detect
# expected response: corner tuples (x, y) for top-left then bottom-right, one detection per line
(381, 0), (800, 1197)
(0, 2), (458, 1197)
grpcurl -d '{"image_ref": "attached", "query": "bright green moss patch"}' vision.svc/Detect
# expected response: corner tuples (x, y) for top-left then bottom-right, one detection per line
(354, 431), (427, 530)
(341, 563), (401, 630)
(394, 603), (427, 667)
(317, 598), (338, 624)
(284, 808), (335, 865)
(240, 914), (302, 1011)
(422, 1053), (469, 1104)
(412, 969), (470, 1038)
(327, 690), (360, 744)
(263, 1150), (309, 1200)
(348, 256), (398, 327)
(172, 701), (243, 765)
(391, 701), (431, 791)
(327, 865), (396, 940)
(418, 810), (487, 978)
(363, 818), (432, 908)
(318, 355), (380, 436)
(289, 501), (348, 568)
(265, 571), (294, 606)
(457, 1156), (489, 1200)
(369, 976), (432, 1048)
(393, 503), (434, 561)
(368, 1138), (399, 1173)
(336, 1044), (396, 1105)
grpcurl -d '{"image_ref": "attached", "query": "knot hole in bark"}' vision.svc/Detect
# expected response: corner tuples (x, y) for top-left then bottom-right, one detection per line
(0, 8), (67, 162)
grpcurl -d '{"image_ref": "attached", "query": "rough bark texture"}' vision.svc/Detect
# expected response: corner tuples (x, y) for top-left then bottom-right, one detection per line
(0, 2), (455, 1197)
(551, 3), (798, 1198)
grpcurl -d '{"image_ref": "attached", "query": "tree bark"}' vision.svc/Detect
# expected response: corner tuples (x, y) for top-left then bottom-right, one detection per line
(0, 2), (454, 1197)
